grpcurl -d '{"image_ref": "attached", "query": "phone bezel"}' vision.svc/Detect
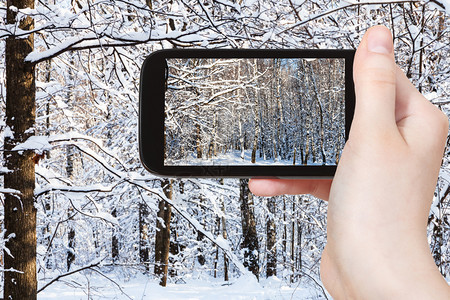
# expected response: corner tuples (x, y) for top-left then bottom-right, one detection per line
(139, 49), (355, 178)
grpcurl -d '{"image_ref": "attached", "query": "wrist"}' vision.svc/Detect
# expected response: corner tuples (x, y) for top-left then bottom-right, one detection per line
(326, 235), (450, 299)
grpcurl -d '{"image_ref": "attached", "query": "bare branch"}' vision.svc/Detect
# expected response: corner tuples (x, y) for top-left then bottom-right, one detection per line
(37, 258), (106, 293)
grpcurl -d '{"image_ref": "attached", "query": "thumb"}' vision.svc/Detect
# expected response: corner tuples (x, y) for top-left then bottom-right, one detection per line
(351, 26), (397, 140)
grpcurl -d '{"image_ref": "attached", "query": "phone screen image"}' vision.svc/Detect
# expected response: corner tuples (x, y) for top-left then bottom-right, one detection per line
(164, 58), (345, 167)
(139, 49), (355, 177)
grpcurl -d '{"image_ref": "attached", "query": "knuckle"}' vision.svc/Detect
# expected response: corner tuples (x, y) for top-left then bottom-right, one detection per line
(355, 66), (396, 86)
(354, 54), (396, 86)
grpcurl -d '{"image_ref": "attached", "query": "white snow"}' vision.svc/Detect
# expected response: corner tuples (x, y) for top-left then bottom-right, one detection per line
(25, 33), (97, 62)
(0, 167), (12, 174)
(4, 126), (14, 139)
(166, 149), (336, 166)
(440, 0), (450, 14)
(0, 188), (21, 195)
(12, 136), (52, 154)
(8, 5), (18, 12)
(38, 273), (327, 300)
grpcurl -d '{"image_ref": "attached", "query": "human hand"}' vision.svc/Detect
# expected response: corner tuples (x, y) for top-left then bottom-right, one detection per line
(249, 26), (449, 299)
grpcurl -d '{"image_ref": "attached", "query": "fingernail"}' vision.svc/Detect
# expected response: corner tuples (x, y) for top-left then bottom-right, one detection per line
(367, 27), (393, 54)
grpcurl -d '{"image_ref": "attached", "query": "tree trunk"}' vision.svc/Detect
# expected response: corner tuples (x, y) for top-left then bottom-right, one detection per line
(154, 179), (173, 286)
(308, 62), (326, 164)
(196, 195), (206, 266)
(251, 59), (260, 164)
(169, 219), (181, 278)
(239, 179), (259, 280)
(266, 197), (277, 278)
(42, 59), (52, 270)
(221, 179), (229, 281)
(65, 56), (76, 271)
(195, 122), (202, 159)
(66, 225), (75, 271)
(139, 201), (150, 271)
(291, 198), (296, 283)
(66, 145), (75, 271)
(214, 216), (220, 278)
(111, 208), (119, 262)
(4, 0), (37, 298)
(297, 200), (303, 280)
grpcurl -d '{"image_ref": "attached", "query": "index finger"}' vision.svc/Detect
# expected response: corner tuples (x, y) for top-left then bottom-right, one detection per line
(248, 179), (332, 200)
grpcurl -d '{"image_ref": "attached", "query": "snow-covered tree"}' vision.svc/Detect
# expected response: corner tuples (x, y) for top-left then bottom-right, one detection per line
(0, 1), (448, 298)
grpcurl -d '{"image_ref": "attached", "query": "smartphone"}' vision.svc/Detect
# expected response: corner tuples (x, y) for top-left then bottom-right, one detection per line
(139, 49), (355, 178)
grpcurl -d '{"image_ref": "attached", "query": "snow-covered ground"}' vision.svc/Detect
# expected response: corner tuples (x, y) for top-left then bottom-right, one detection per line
(166, 149), (337, 166)
(38, 273), (329, 300)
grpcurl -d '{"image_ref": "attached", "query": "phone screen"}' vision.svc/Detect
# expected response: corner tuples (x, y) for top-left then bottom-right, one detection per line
(164, 57), (346, 167)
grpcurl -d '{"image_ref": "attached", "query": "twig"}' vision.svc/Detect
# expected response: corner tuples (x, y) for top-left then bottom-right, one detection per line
(37, 258), (105, 293)
(90, 268), (133, 300)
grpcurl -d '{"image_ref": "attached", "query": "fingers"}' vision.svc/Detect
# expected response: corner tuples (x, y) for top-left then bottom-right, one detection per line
(352, 26), (447, 152)
(351, 26), (398, 140)
(248, 179), (332, 200)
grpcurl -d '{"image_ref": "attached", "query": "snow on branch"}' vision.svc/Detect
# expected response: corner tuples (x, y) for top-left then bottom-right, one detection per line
(31, 135), (248, 275)
(50, 137), (250, 274)
(131, 179), (250, 276)
(65, 142), (250, 274)
(11, 136), (52, 154)
(0, 231), (17, 261)
(48, 133), (128, 170)
(12, 133), (127, 171)
(67, 197), (119, 226)
(34, 182), (122, 198)
(25, 28), (209, 64)
(280, 0), (425, 34)
(0, 188), (21, 196)
(25, 32), (99, 63)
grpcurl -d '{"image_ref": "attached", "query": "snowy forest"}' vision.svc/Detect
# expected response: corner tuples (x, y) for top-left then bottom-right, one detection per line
(165, 58), (345, 166)
(0, 0), (449, 299)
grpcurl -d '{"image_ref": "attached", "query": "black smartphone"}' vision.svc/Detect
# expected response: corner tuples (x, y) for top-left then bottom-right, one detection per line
(139, 49), (355, 178)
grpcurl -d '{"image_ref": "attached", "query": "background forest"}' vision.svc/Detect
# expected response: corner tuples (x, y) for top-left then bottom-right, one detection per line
(165, 57), (346, 166)
(0, 0), (449, 299)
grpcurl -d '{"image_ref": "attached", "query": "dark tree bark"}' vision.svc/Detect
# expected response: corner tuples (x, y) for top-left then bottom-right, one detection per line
(4, 0), (37, 298)
(195, 121), (202, 159)
(67, 226), (75, 270)
(266, 197), (277, 278)
(111, 208), (119, 262)
(169, 219), (184, 278)
(168, 180), (184, 278)
(429, 185), (449, 275)
(239, 179), (259, 280)
(154, 179), (173, 286)
(196, 195), (206, 266)
(213, 216), (220, 278)
(139, 201), (150, 270)
(296, 212), (303, 280)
